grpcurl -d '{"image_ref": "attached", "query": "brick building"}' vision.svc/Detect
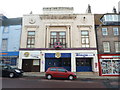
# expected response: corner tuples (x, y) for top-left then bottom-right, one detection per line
(95, 13), (120, 76)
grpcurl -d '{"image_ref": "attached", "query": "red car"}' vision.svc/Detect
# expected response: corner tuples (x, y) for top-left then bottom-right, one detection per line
(45, 67), (77, 80)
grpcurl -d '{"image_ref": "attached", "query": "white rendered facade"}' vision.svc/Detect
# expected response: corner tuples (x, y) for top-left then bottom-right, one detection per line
(19, 7), (98, 73)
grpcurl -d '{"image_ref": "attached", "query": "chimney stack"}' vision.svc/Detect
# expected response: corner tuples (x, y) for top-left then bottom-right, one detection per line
(113, 7), (117, 13)
(86, 4), (92, 13)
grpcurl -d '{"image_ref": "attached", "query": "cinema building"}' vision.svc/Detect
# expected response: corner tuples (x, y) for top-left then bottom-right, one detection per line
(19, 7), (98, 74)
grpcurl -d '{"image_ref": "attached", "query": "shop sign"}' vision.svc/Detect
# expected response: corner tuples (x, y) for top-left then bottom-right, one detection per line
(101, 56), (120, 58)
(76, 53), (94, 57)
(55, 52), (61, 58)
(23, 52), (40, 59)
(24, 52), (30, 57)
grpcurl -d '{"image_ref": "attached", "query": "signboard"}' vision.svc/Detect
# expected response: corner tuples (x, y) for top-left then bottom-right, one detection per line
(101, 56), (120, 59)
(22, 51), (40, 59)
(76, 53), (94, 57)
(55, 52), (61, 58)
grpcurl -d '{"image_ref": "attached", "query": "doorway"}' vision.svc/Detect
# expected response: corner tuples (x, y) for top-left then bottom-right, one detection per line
(76, 58), (92, 72)
(22, 59), (40, 72)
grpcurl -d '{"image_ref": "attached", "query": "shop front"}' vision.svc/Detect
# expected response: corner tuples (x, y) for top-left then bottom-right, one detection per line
(75, 53), (98, 72)
(98, 54), (120, 76)
(45, 53), (71, 71)
(0, 52), (19, 66)
(19, 51), (41, 72)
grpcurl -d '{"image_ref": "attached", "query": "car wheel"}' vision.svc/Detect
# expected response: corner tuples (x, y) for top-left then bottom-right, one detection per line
(9, 73), (14, 78)
(68, 75), (74, 80)
(46, 74), (52, 80)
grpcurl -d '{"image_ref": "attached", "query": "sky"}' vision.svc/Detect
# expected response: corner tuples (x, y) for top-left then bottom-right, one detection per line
(0, 0), (119, 18)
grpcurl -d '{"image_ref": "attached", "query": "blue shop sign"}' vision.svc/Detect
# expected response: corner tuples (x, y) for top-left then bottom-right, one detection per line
(0, 52), (19, 57)
(76, 53), (94, 57)
(45, 53), (71, 58)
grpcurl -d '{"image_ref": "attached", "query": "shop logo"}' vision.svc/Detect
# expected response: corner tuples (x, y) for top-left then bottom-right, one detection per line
(24, 52), (30, 57)
(55, 52), (61, 58)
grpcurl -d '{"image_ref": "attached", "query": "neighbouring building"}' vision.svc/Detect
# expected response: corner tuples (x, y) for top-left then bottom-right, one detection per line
(19, 7), (99, 74)
(118, 1), (120, 13)
(95, 13), (120, 76)
(0, 16), (22, 66)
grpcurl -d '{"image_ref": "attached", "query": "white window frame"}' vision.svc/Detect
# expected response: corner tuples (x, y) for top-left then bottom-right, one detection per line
(113, 27), (119, 36)
(3, 26), (9, 33)
(81, 30), (90, 48)
(2, 39), (8, 51)
(102, 28), (108, 36)
(115, 42), (120, 53)
(105, 15), (118, 22)
(103, 42), (110, 53)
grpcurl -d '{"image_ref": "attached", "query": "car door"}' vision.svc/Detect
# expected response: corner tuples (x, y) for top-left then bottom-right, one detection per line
(56, 68), (68, 78)
(2, 65), (10, 77)
(49, 68), (58, 77)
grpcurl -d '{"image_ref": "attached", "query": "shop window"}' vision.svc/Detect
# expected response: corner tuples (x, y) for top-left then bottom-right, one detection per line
(27, 31), (35, 48)
(63, 61), (70, 66)
(33, 60), (39, 65)
(2, 57), (17, 66)
(48, 62), (53, 66)
(101, 60), (120, 75)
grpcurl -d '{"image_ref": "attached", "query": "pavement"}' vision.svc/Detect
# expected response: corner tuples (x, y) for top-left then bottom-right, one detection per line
(23, 72), (120, 80)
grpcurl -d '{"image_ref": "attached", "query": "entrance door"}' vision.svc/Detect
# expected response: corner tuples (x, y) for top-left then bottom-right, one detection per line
(22, 59), (33, 72)
(32, 60), (40, 72)
(45, 58), (60, 71)
(76, 58), (92, 72)
(45, 58), (71, 71)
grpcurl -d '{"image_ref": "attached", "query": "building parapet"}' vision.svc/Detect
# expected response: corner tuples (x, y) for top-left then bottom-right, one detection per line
(43, 7), (74, 14)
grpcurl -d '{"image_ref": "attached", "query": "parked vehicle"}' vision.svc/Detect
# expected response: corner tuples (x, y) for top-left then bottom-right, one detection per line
(45, 67), (77, 80)
(0, 64), (24, 78)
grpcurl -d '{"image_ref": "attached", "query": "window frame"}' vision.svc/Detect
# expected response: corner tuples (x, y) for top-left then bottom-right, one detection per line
(114, 42), (120, 53)
(2, 38), (8, 51)
(3, 26), (9, 33)
(102, 28), (108, 36)
(50, 31), (66, 48)
(81, 30), (90, 48)
(103, 42), (110, 53)
(113, 27), (119, 36)
(27, 31), (35, 48)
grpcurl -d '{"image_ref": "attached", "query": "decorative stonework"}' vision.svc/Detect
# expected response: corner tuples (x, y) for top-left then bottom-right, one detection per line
(77, 25), (92, 29)
(24, 25), (39, 28)
(40, 14), (76, 20)
(29, 18), (36, 24)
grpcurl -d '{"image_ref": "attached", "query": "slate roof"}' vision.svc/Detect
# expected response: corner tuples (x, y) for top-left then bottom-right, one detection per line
(2, 17), (22, 26)
(94, 14), (103, 25)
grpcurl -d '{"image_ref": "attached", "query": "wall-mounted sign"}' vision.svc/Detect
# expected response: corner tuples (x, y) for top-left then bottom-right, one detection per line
(76, 53), (94, 57)
(101, 56), (120, 58)
(22, 51), (40, 59)
(24, 52), (30, 57)
(55, 52), (61, 58)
